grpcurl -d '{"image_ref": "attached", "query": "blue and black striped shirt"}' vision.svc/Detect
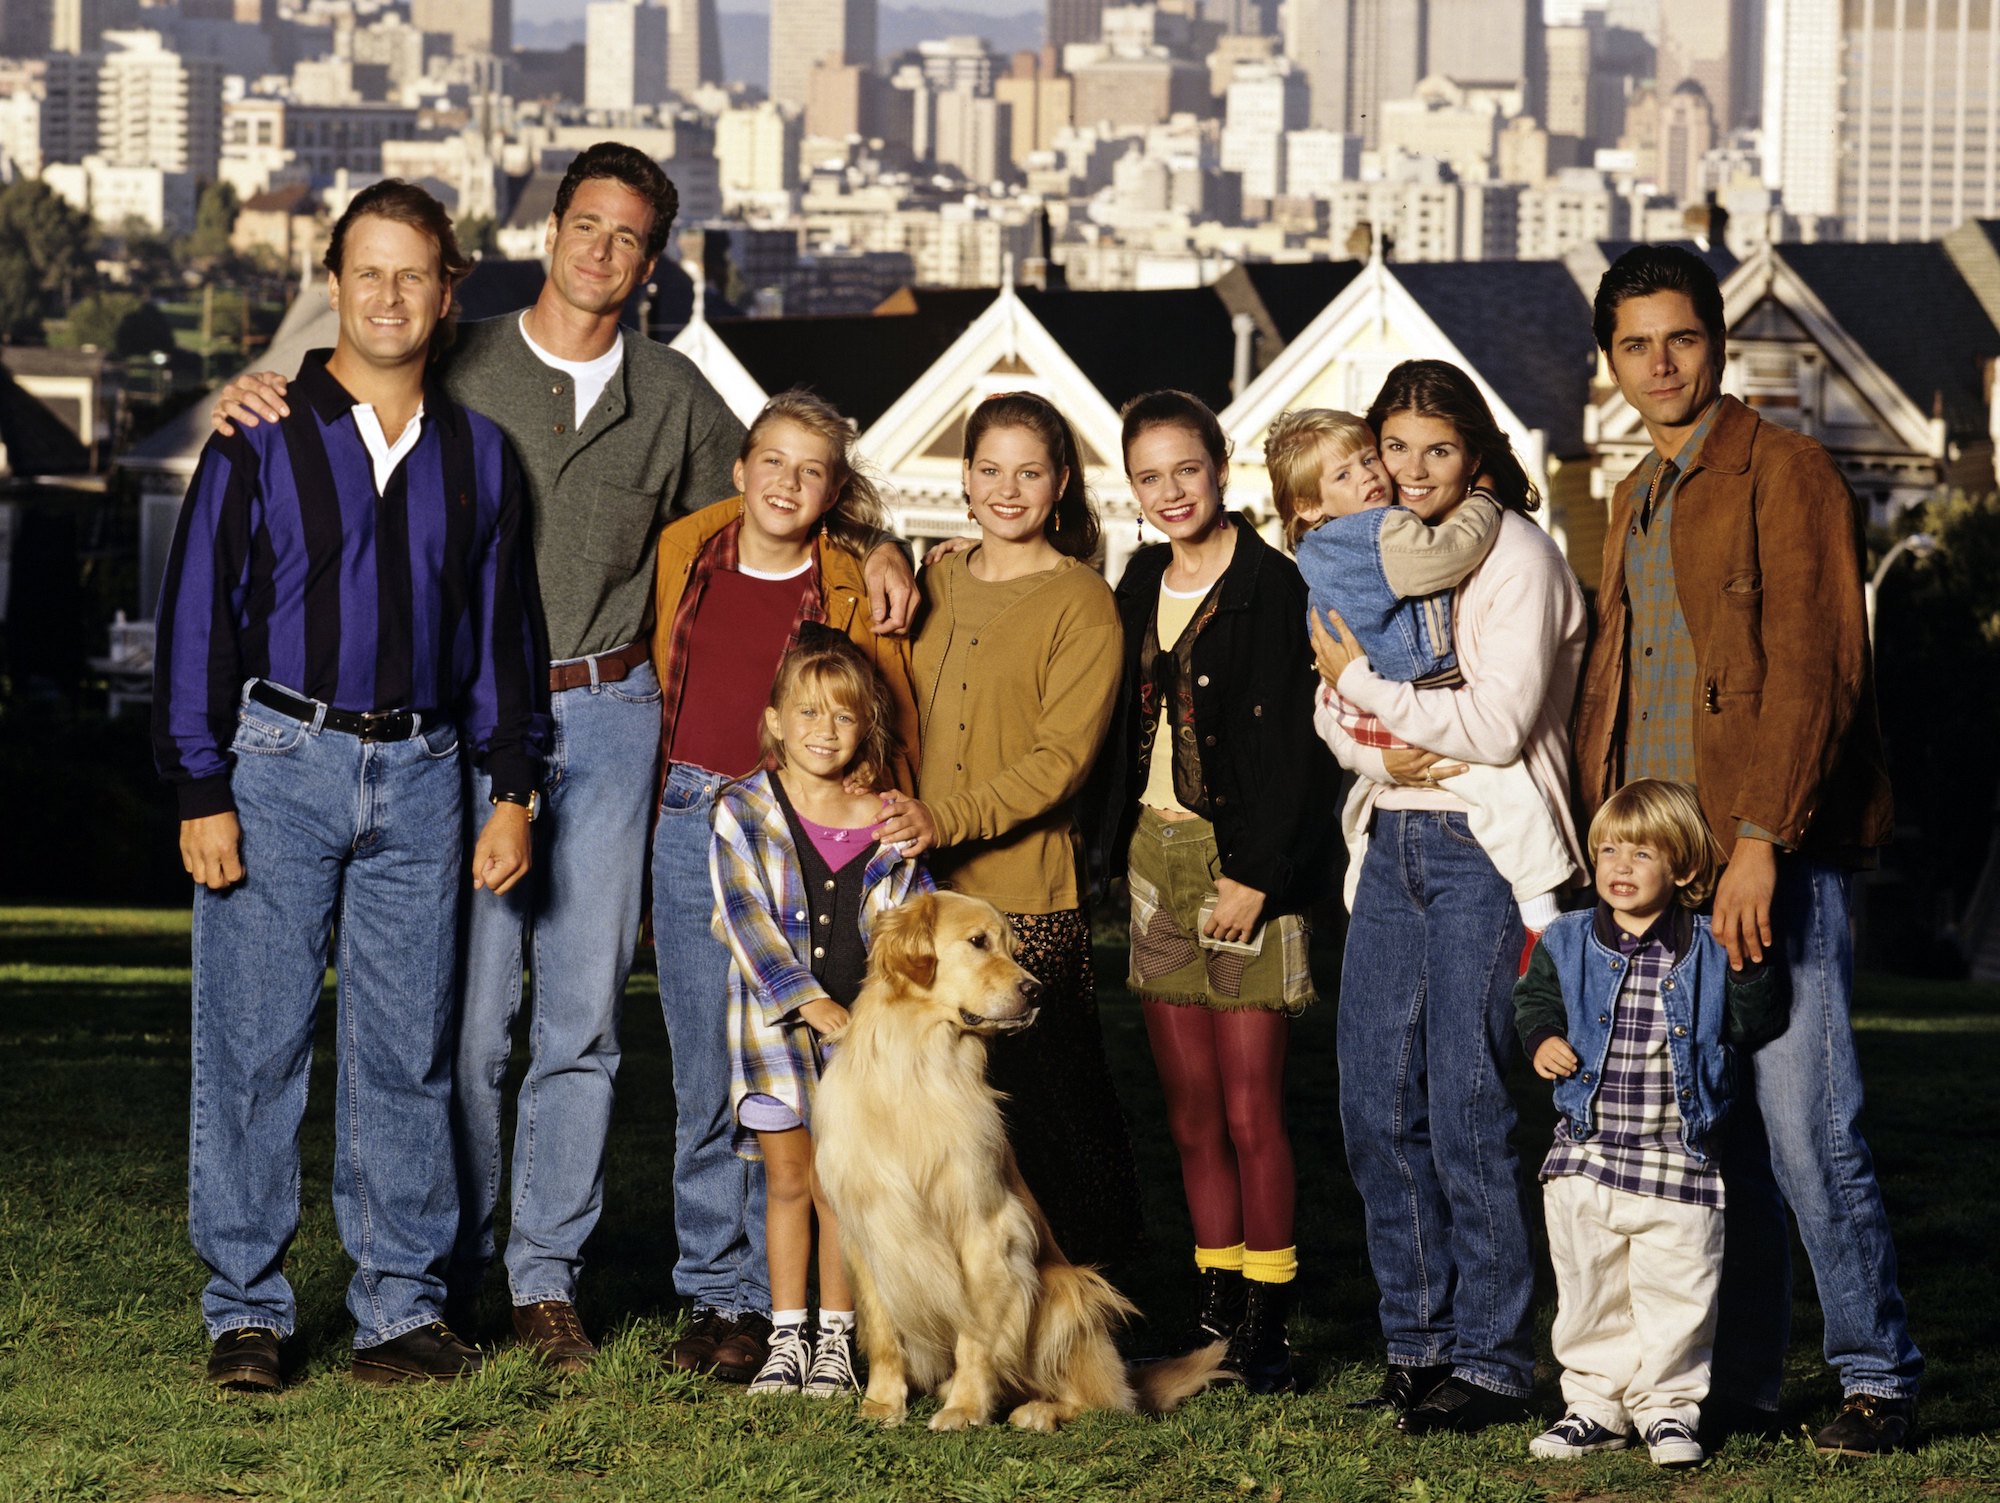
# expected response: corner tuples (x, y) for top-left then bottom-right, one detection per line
(154, 349), (551, 819)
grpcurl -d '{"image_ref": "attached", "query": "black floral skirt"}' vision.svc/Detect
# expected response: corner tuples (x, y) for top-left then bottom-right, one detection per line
(987, 908), (1144, 1269)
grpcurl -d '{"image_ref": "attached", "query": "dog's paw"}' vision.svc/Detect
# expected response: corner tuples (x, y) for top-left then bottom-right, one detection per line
(859, 1398), (907, 1426)
(1007, 1401), (1063, 1432)
(929, 1405), (985, 1432)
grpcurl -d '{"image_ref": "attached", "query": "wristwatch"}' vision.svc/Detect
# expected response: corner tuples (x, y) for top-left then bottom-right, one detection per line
(491, 789), (541, 821)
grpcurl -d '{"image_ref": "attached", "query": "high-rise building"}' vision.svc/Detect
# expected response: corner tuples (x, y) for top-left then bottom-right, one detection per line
(1048, 0), (1106, 55)
(664, 0), (723, 97)
(1658, 0), (1759, 131)
(1657, 78), (1715, 204)
(1426, 0), (1542, 121)
(412, 0), (510, 59)
(1837, 0), (2000, 241)
(585, 1), (670, 114)
(51, 0), (137, 54)
(1760, 0), (1836, 218)
(716, 99), (800, 211)
(98, 29), (223, 178)
(0, 0), (52, 59)
(769, 0), (876, 109)
(41, 53), (102, 165)
(1287, 0), (1422, 145)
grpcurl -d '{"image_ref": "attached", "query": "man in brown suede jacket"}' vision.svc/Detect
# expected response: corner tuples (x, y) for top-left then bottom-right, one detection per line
(1574, 245), (1920, 1457)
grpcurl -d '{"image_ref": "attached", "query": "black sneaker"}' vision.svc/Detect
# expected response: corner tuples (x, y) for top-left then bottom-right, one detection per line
(1644, 1416), (1705, 1467)
(1814, 1393), (1916, 1456)
(351, 1322), (483, 1384)
(207, 1327), (281, 1392)
(1350, 1361), (1453, 1413)
(1529, 1411), (1630, 1458)
(1395, 1375), (1526, 1435)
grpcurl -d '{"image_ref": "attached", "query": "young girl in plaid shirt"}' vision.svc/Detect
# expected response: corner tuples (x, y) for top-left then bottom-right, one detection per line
(1514, 779), (1782, 1467)
(709, 633), (930, 1396)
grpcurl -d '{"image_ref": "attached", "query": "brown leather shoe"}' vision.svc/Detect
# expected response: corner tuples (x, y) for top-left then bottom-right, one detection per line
(512, 1299), (596, 1374)
(669, 1307), (737, 1373)
(208, 1327), (281, 1391)
(352, 1322), (483, 1384)
(710, 1312), (773, 1384)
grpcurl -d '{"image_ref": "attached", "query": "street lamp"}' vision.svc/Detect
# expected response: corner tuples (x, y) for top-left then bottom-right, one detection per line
(1866, 532), (1940, 645)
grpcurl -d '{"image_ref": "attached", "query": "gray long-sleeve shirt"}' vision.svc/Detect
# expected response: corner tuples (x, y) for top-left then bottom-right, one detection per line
(443, 314), (746, 660)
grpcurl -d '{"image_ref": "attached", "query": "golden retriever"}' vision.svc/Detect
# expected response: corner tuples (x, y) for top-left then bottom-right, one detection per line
(813, 891), (1228, 1431)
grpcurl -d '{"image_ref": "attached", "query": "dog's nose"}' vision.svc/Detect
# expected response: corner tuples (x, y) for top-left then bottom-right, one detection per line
(1019, 976), (1044, 1003)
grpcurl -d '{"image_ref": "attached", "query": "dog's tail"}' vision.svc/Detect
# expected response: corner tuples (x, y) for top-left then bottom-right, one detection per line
(1128, 1341), (1232, 1415)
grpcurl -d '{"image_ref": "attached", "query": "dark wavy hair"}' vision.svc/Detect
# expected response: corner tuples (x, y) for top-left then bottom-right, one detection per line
(1119, 388), (1231, 483)
(552, 141), (679, 261)
(1591, 243), (1726, 357)
(963, 391), (1100, 561)
(323, 179), (472, 352)
(1366, 359), (1540, 514)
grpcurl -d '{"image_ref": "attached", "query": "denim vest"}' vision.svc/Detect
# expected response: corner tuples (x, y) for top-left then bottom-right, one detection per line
(1295, 508), (1454, 684)
(1540, 909), (1739, 1163)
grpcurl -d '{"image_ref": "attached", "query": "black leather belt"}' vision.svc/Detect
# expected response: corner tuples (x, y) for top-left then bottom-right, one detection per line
(249, 682), (426, 742)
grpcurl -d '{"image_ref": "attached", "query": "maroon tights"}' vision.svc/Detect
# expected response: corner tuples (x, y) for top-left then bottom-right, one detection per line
(1141, 999), (1295, 1251)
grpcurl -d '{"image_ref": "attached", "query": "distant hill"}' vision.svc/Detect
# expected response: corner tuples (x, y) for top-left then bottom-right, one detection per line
(515, 8), (1043, 93)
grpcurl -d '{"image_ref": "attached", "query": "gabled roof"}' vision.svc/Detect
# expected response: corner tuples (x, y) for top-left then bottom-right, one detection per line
(1773, 240), (2000, 439)
(1391, 259), (1597, 455)
(702, 307), (972, 430)
(1217, 259), (1367, 345)
(241, 183), (317, 216)
(504, 172), (562, 231)
(0, 373), (90, 477)
(1563, 238), (1738, 302)
(887, 284), (1242, 414)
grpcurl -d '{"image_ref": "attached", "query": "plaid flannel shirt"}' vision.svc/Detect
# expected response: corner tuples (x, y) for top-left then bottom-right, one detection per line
(709, 769), (932, 1154)
(1540, 917), (1723, 1208)
(657, 517), (825, 765)
(1619, 404), (1781, 844)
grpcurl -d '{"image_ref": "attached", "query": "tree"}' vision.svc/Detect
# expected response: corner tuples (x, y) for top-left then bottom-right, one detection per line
(457, 212), (498, 257)
(0, 179), (94, 332)
(183, 181), (240, 264)
(64, 291), (177, 356)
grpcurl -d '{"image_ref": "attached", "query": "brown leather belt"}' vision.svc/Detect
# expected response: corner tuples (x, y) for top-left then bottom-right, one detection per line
(549, 639), (651, 693)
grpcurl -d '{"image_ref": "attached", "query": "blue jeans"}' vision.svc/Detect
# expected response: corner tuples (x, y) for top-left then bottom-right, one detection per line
(1337, 810), (1536, 1396)
(452, 661), (661, 1306)
(189, 688), (463, 1347)
(1710, 856), (1923, 1406)
(653, 762), (769, 1315)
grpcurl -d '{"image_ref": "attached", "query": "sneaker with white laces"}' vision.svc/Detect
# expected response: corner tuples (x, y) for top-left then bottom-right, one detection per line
(1644, 1416), (1705, 1468)
(802, 1327), (859, 1397)
(747, 1325), (810, 1395)
(1529, 1412), (1631, 1458)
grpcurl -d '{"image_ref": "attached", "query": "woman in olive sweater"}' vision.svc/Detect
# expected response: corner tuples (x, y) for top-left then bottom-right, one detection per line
(876, 391), (1142, 1267)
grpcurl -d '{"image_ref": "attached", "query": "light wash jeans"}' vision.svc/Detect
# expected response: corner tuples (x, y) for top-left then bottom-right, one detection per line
(652, 762), (769, 1316)
(1336, 809), (1536, 1397)
(1709, 856), (1923, 1406)
(452, 661), (661, 1307)
(190, 687), (463, 1347)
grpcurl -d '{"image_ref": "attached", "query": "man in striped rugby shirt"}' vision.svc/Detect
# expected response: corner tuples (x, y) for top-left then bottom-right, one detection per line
(155, 181), (550, 1392)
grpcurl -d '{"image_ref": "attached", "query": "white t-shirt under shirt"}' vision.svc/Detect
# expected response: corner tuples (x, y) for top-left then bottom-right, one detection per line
(518, 313), (624, 428)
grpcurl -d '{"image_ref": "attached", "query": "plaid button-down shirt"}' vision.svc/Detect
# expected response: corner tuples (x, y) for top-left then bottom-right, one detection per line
(710, 768), (932, 1156)
(1540, 912), (1723, 1208)
(1618, 403), (1780, 844)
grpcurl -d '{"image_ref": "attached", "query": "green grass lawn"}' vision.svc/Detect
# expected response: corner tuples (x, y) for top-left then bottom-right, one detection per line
(1, 905), (1996, 1501)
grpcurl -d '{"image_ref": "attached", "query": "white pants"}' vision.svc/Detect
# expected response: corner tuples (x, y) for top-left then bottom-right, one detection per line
(1544, 1174), (1724, 1433)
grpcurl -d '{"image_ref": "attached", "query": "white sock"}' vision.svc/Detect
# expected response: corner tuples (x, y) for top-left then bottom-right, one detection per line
(818, 1308), (855, 1335)
(772, 1308), (808, 1332)
(1518, 891), (1562, 933)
